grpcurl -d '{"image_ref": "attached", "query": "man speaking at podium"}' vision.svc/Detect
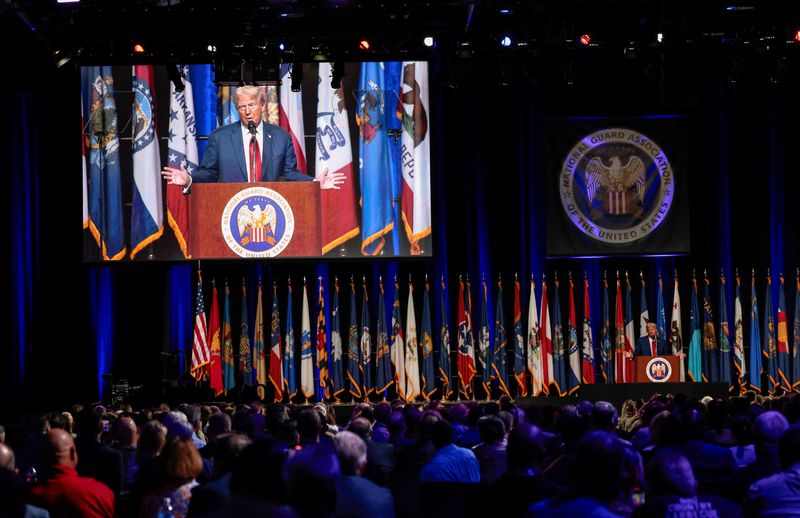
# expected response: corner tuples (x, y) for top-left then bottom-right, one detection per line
(635, 323), (668, 357)
(161, 85), (344, 190)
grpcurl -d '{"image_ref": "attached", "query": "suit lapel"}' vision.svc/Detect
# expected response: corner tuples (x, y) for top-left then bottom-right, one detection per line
(262, 122), (273, 182)
(229, 124), (248, 181)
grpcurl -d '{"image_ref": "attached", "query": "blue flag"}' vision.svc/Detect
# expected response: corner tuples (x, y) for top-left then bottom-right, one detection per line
(702, 275), (718, 383)
(566, 277), (581, 395)
(513, 278), (527, 396)
(688, 276), (702, 382)
(188, 64), (216, 158)
(493, 278), (510, 397)
(347, 280), (362, 399)
(82, 66), (126, 260)
(330, 280), (345, 400)
(357, 62), (394, 255)
(764, 274), (778, 394)
(479, 278), (492, 397)
(375, 279), (393, 395)
(420, 279), (437, 399)
(360, 280), (374, 398)
(793, 273), (800, 392)
(656, 276), (667, 343)
(239, 284), (253, 387)
(438, 278), (452, 399)
(719, 273), (732, 386)
(551, 278), (566, 396)
(222, 284), (235, 394)
(749, 275), (763, 392)
(601, 278), (613, 383)
(283, 282), (297, 399)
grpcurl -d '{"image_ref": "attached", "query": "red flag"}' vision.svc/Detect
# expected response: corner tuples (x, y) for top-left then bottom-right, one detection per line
(457, 278), (476, 396)
(539, 279), (553, 394)
(614, 278), (626, 383)
(207, 282), (223, 395)
(191, 274), (210, 381)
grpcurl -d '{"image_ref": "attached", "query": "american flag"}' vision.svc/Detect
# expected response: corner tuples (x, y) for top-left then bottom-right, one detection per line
(191, 275), (211, 380)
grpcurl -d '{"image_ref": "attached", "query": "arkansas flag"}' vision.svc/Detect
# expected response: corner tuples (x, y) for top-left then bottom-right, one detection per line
(316, 63), (359, 254)
(279, 64), (307, 173)
(167, 65), (197, 257)
(400, 62), (432, 254)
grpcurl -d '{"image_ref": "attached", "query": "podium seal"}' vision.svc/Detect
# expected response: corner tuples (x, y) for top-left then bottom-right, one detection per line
(221, 187), (295, 258)
(645, 357), (672, 383)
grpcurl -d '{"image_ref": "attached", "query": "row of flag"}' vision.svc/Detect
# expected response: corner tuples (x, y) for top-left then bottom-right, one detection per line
(189, 269), (800, 401)
(82, 62), (431, 261)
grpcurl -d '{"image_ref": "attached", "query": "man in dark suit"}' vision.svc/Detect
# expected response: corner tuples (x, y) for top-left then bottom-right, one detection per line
(162, 85), (344, 189)
(635, 322), (669, 357)
(333, 430), (395, 518)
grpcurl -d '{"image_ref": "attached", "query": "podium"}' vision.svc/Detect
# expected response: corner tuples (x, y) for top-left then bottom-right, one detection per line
(634, 355), (681, 383)
(189, 182), (321, 259)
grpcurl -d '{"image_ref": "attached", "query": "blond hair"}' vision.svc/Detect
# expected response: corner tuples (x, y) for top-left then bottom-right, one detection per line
(234, 85), (265, 107)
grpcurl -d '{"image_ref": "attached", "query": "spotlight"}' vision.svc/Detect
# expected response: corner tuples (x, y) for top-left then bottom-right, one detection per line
(500, 35), (513, 47)
(499, 8), (511, 14)
(290, 62), (303, 92)
(579, 34), (591, 46)
(359, 39), (371, 50)
(279, 42), (285, 51)
(423, 36), (435, 48)
(795, 29), (800, 43)
(133, 43), (145, 53)
(207, 44), (216, 52)
(657, 32), (664, 43)
(330, 61), (345, 89)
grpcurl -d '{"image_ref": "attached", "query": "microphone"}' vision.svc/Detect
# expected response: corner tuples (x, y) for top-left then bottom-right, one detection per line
(247, 122), (257, 135)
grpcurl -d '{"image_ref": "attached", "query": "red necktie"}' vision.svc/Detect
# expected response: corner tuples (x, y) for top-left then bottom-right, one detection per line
(651, 337), (656, 356)
(249, 135), (262, 183)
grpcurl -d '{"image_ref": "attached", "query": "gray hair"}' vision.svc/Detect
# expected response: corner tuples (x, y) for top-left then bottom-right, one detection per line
(754, 411), (789, 444)
(334, 430), (367, 476)
(233, 85), (265, 107)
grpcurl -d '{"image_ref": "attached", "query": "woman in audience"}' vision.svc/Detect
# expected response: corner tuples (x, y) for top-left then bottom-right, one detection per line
(140, 435), (203, 517)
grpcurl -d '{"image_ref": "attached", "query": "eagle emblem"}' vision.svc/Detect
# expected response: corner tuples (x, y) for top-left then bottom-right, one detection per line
(584, 156), (646, 216)
(237, 204), (277, 245)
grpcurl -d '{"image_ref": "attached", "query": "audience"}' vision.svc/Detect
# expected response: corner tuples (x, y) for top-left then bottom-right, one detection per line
(743, 425), (800, 517)
(418, 419), (480, 484)
(333, 430), (395, 517)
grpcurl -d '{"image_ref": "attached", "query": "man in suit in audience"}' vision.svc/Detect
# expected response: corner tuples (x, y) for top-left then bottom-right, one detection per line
(333, 431), (395, 518)
(348, 417), (395, 487)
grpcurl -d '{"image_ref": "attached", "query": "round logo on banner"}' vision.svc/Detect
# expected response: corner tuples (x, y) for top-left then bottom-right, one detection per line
(221, 187), (295, 258)
(559, 128), (674, 244)
(645, 357), (672, 383)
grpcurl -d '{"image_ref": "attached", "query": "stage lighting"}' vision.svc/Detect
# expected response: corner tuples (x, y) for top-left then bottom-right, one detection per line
(359, 39), (371, 50)
(207, 44), (216, 53)
(290, 62), (303, 92)
(279, 42), (285, 51)
(657, 32), (664, 43)
(133, 43), (145, 53)
(330, 61), (345, 88)
(579, 34), (591, 46)
(794, 29), (800, 43)
(500, 36), (513, 47)
(423, 36), (435, 47)
(499, 8), (511, 14)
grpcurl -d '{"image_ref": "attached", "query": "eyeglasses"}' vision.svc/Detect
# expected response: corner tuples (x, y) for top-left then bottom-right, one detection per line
(236, 102), (259, 112)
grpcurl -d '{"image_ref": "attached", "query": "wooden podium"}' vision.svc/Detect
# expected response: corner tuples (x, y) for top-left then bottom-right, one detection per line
(189, 182), (322, 259)
(634, 355), (681, 383)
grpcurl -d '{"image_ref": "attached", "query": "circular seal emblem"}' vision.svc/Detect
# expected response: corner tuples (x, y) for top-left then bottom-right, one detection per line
(132, 77), (156, 151)
(559, 128), (674, 244)
(645, 357), (672, 383)
(221, 187), (295, 258)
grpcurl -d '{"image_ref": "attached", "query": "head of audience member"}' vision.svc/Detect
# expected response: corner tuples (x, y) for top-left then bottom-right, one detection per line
(753, 411), (789, 450)
(576, 400), (594, 419)
(112, 416), (138, 447)
(0, 443), (15, 471)
(334, 431), (367, 477)
(40, 429), (79, 470)
(181, 405), (202, 433)
(683, 408), (707, 441)
(506, 423), (546, 474)
(161, 410), (192, 440)
(231, 440), (289, 503)
(646, 450), (697, 497)
(779, 425), (800, 470)
(297, 409), (323, 444)
(232, 409), (255, 438)
(497, 411), (514, 436)
(573, 431), (628, 503)
(418, 413), (441, 441)
(477, 416), (505, 445)
(387, 411), (406, 439)
(266, 404), (289, 434)
(447, 403), (468, 424)
(466, 405), (485, 428)
(137, 420), (167, 461)
(559, 406), (590, 450)
(283, 445), (340, 518)
(23, 414), (50, 438)
(591, 401), (619, 432)
(730, 414), (753, 445)
(620, 399), (638, 420)
(0, 468), (26, 518)
(211, 433), (251, 478)
(276, 421), (300, 448)
(497, 394), (514, 412)
(374, 402), (392, 425)
(431, 420), (455, 450)
(159, 436), (203, 485)
(347, 417), (372, 442)
(207, 413), (233, 441)
(47, 412), (69, 432)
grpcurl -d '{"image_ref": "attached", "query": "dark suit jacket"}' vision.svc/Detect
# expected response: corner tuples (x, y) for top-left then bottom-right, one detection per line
(364, 439), (395, 488)
(634, 335), (669, 356)
(192, 121), (311, 184)
(335, 476), (395, 518)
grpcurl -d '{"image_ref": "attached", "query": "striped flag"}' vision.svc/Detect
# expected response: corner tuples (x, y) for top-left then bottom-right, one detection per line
(239, 284), (252, 386)
(421, 278), (437, 399)
(166, 65), (197, 258)
(360, 279), (374, 398)
(346, 279), (362, 399)
(551, 278), (566, 396)
(316, 62), (359, 254)
(316, 279), (330, 400)
(513, 277), (527, 396)
(279, 63), (307, 173)
(688, 275), (702, 382)
(331, 279), (346, 400)
(300, 280), (314, 399)
(567, 276), (581, 394)
(750, 273), (763, 392)
(405, 280), (421, 401)
(539, 277), (554, 395)
(357, 62), (394, 255)
(614, 278), (626, 384)
(399, 61), (432, 253)
(581, 275), (595, 384)
(493, 278), (510, 397)
(375, 278), (394, 395)
(793, 272), (800, 392)
(639, 277), (650, 338)
(269, 282), (284, 402)
(81, 96), (89, 230)
(222, 283), (235, 394)
(702, 274), (717, 382)
(624, 276), (636, 383)
(457, 277), (477, 398)
(284, 281), (297, 399)
(254, 281), (267, 398)
(438, 278), (452, 399)
(478, 278), (492, 397)
(671, 273), (686, 381)
(207, 281), (223, 396)
(190, 274), (210, 380)
(130, 65), (163, 259)
(764, 273), (778, 394)
(777, 274), (791, 392)
(719, 273), (732, 387)
(528, 277), (543, 395)
(82, 66), (126, 260)
(734, 273), (747, 394)
(601, 277), (613, 383)
(391, 278), (406, 399)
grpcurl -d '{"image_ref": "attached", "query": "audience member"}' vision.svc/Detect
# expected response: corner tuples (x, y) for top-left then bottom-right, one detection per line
(471, 415), (507, 483)
(333, 431), (395, 518)
(418, 420), (479, 484)
(139, 436), (203, 517)
(348, 416), (395, 487)
(743, 425), (800, 517)
(74, 412), (123, 495)
(283, 444), (340, 518)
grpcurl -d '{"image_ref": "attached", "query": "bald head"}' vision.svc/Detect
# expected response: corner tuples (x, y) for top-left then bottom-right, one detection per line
(0, 442), (15, 470)
(42, 429), (78, 469)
